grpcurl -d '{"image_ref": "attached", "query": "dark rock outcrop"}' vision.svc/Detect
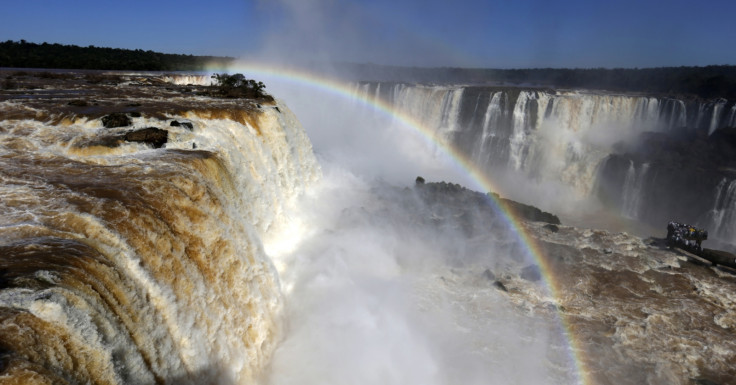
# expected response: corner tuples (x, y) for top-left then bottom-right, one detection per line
(413, 180), (561, 232)
(170, 120), (194, 130)
(493, 281), (508, 292)
(124, 127), (168, 148)
(697, 248), (736, 269)
(494, 194), (561, 225)
(101, 113), (132, 128)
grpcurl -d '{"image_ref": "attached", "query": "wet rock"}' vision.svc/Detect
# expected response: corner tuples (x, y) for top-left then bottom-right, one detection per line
(124, 127), (168, 148)
(502, 198), (560, 224)
(101, 113), (131, 128)
(543, 224), (559, 232)
(521, 265), (542, 282)
(128, 111), (142, 118)
(170, 120), (194, 130)
(486, 191), (560, 224)
(493, 281), (508, 292)
(699, 248), (736, 269)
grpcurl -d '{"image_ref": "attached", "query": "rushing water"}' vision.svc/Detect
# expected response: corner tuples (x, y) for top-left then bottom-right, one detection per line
(1, 72), (735, 385)
(0, 81), (319, 384)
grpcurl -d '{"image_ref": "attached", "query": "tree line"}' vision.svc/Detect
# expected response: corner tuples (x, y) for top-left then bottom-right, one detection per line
(336, 63), (736, 99)
(0, 40), (234, 71)
(2, 40), (734, 99)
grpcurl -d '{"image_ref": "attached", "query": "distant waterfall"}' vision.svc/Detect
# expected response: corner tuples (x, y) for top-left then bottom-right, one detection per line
(728, 105), (736, 127)
(352, 81), (736, 241)
(621, 162), (650, 219)
(354, 83), (733, 199)
(708, 100), (728, 135)
(472, 92), (506, 168)
(162, 74), (213, 86)
(705, 179), (736, 240)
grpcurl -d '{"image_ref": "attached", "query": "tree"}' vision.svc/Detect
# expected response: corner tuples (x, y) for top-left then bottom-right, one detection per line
(210, 73), (268, 99)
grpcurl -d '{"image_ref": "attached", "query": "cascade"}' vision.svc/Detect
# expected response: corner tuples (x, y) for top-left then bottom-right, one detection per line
(472, 92), (506, 168)
(621, 162), (650, 219)
(708, 100), (728, 135)
(0, 93), (320, 384)
(728, 104), (736, 127)
(352, 81), (735, 242)
(162, 75), (213, 86)
(705, 178), (736, 240)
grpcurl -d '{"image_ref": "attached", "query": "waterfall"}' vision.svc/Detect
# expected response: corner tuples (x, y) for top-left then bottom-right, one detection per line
(351, 81), (734, 239)
(621, 161), (650, 219)
(728, 105), (736, 127)
(163, 74), (213, 86)
(706, 179), (736, 240)
(0, 100), (320, 384)
(473, 92), (505, 167)
(437, 87), (465, 141)
(708, 100), (728, 135)
(509, 91), (537, 171)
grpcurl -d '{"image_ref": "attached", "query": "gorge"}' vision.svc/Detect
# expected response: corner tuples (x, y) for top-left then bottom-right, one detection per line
(0, 69), (734, 385)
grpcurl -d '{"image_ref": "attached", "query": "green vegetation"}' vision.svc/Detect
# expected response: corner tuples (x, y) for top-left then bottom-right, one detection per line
(210, 73), (271, 99)
(0, 40), (234, 71)
(339, 63), (736, 99)
(2, 40), (733, 99)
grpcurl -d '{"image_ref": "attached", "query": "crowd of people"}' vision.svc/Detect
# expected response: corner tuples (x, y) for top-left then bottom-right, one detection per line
(666, 222), (708, 253)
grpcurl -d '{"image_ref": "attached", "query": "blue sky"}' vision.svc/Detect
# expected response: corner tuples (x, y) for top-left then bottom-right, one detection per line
(2, 0), (735, 68)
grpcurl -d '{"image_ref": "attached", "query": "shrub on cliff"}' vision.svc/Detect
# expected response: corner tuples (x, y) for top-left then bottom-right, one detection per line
(210, 73), (272, 100)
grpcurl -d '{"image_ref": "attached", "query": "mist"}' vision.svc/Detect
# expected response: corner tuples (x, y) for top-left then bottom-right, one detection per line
(262, 162), (578, 385)
(245, 54), (581, 384)
(239, 2), (639, 384)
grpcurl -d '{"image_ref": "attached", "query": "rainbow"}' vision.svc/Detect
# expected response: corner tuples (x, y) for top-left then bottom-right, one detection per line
(212, 60), (592, 385)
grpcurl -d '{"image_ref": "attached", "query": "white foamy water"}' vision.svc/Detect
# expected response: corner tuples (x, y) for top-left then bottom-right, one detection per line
(0, 93), (319, 384)
(1, 71), (735, 385)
